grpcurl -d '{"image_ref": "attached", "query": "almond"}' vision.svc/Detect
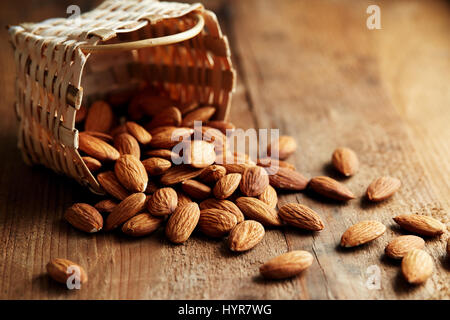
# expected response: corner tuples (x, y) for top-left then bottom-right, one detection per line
(125, 121), (152, 145)
(149, 127), (193, 149)
(145, 149), (179, 161)
(78, 132), (120, 162)
(401, 249), (434, 284)
(181, 106), (216, 127)
(165, 202), (200, 244)
(198, 208), (237, 238)
(393, 214), (446, 236)
(114, 154), (148, 192)
(260, 251), (313, 279)
(122, 213), (163, 237)
(236, 197), (282, 227)
(199, 199), (245, 223)
(105, 193), (146, 230)
(85, 100), (114, 133)
(309, 176), (355, 201)
(267, 167), (308, 191)
(83, 131), (113, 143)
(82, 156), (102, 172)
(206, 120), (236, 135)
(268, 135), (297, 160)
(331, 147), (359, 177)
(176, 190), (193, 209)
(94, 199), (117, 214)
(146, 107), (182, 129)
(385, 235), (425, 259)
(222, 163), (254, 174)
(97, 171), (130, 200)
(46, 258), (88, 285)
(183, 140), (216, 168)
(240, 166), (269, 197)
(340, 220), (386, 247)
(160, 165), (204, 185)
(258, 185), (278, 209)
(228, 220), (265, 252)
(213, 173), (242, 199)
(197, 165), (227, 184)
(367, 177), (401, 202)
(142, 157), (172, 175)
(278, 203), (324, 231)
(64, 203), (103, 233)
(147, 187), (178, 216)
(114, 133), (141, 159)
(181, 180), (211, 200)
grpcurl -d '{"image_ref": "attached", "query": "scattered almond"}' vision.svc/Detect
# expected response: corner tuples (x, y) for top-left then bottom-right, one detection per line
(149, 127), (193, 149)
(401, 249), (434, 284)
(182, 106), (216, 127)
(82, 156), (102, 172)
(198, 208), (237, 238)
(122, 213), (163, 237)
(268, 135), (297, 160)
(267, 167), (308, 191)
(114, 132), (141, 158)
(165, 202), (200, 244)
(160, 165), (204, 185)
(367, 177), (401, 202)
(94, 199), (117, 214)
(197, 165), (227, 184)
(309, 176), (355, 201)
(147, 187), (178, 216)
(105, 193), (146, 231)
(260, 251), (313, 279)
(228, 220), (265, 252)
(240, 166), (269, 197)
(258, 185), (278, 209)
(125, 121), (152, 145)
(278, 203), (324, 231)
(393, 214), (446, 236)
(236, 197), (282, 227)
(340, 220), (386, 247)
(142, 157), (172, 176)
(97, 171), (130, 200)
(46, 258), (88, 285)
(181, 180), (211, 200)
(199, 198), (245, 223)
(385, 235), (425, 259)
(64, 203), (103, 233)
(84, 100), (113, 133)
(78, 132), (120, 162)
(114, 154), (148, 192)
(213, 173), (242, 199)
(332, 147), (359, 177)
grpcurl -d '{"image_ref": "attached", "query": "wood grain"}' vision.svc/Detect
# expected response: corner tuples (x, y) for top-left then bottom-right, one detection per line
(0, 0), (448, 299)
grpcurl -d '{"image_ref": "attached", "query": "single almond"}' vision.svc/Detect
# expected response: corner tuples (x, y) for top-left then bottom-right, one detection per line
(331, 147), (359, 177)
(46, 258), (88, 285)
(82, 156), (102, 172)
(105, 193), (146, 230)
(197, 165), (227, 184)
(146, 107), (182, 129)
(147, 187), (178, 216)
(78, 132), (120, 162)
(83, 131), (113, 143)
(260, 251), (313, 279)
(258, 185), (278, 209)
(267, 167), (308, 191)
(85, 100), (114, 133)
(160, 165), (204, 185)
(236, 197), (282, 227)
(181, 106), (216, 127)
(165, 202), (200, 244)
(206, 120), (236, 135)
(267, 135), (297, 160)
(122, 213), (163, 237)
(142, 157), (172, 176)
(94, 199), (117, 214)
(125, 121), (152, 145)
(401, 249), (434, 284)
(340, 220), (386, 247)
(183, 140), (216, 168)
(181, 180), (211, 200)
(97, 171), (130, 200)
(145, 149), (179, 162)
(149, 127), (193, 149)
(278, 203), (324, 231)
(228, 220), (265, 252)
(393, 214), (446, 236)
(198, 208), (237, 238)
(309, 176), (355, 201)
(213, 173), (242, 199)
(222, 163), (254, 174)
(199, 198), (245, 223)
(64, 203), (103, 233)
(114, 154), (148, 192)
(367, 177), (401, 202)
(240, 166), (269, 197)
(385, 235), (425, 259)
(114, 132), (141, 159)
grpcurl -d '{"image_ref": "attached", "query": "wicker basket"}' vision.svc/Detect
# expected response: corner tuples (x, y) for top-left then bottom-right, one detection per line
(8, 0), (235, 194)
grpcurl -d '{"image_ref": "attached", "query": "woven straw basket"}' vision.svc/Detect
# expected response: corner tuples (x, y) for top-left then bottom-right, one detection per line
(8, 0), (235, 194)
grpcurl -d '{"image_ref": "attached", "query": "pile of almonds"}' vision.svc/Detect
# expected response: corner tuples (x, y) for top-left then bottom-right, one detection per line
(46, 87), (448, 288)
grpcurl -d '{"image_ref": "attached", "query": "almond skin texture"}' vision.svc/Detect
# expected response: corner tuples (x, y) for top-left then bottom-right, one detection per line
(94, 199), (117, 214)
(332, 147), (359, 177)
(340, 220), (386, 247)
(236, 197), (282, 227)
(199, 199), (245, 223)
(199, 209), (237, 238)
(105, 193), (146, 231)
(240, 166), (270, 197)
(147, 187), (178, 216)
(228, 220), (265, 252)
(278, 203), (324, 231)
(97, 171), (130, 200)
(78, 132), (120, 162)
(114, 154), (148, 193)
(85, 100), (113, 133)
(142, 157), (172, 176)
(268, 135), (297, 160)
(258, 185), (278, 209)
(64, 203), (103, 233)
(385, 235), (425, 259)
(160, 165), (204, 185)
(82, 156), (102, 172)
(309, 176), (355, 201)
(181, 106), (216, 127)
(46, 258), (88, 285)
(114, 133), (141, 158)
(165, 202), (200, 244)
(146, 106), (182, 129)
(260, 251), (313, 279)
(184, 140), (216, 168)
(149, 127), (193, 149)
(181, 180), (211, 200)
(267, 167), (308, 191)
(213, 173), (242, 199)
(122, 213), (163, 237)
(222, 163), (254, 174)
(401, 249), (434, 284)
(367, 177), (401, 202)
(393, 214), (446, 236)
(125, 121), (152, 145)
(197, 165), (227, 184)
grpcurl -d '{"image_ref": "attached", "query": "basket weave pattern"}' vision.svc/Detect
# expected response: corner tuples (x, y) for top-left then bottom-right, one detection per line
(8, 0), (235, 194)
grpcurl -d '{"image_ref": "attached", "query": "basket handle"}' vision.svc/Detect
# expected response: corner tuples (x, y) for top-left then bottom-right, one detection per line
(80, 13), (204, 53)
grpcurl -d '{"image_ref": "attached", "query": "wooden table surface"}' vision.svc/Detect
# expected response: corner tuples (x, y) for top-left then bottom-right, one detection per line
(0, 0), (449, 300)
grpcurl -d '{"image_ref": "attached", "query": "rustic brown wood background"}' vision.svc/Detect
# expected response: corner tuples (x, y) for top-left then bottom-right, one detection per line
(0, 0), (449, 300)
